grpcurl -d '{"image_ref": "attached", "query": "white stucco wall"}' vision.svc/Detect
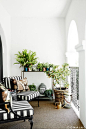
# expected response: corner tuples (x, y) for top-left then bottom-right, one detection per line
(0, 4), (11, 77)
(10, 17), (66, 89)
(65, 0), (86, 127)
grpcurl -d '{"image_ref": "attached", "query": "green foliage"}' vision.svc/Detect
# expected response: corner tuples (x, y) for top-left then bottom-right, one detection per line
(14, 49), (38, 67)
(42, 63), (46, 68)
(37, 62), (43, 71)
(28, 83), (37, 91)
(49, 64), (54, 67)
(45, 63), (70, 89)
(45, 62), (49, 68)
(44, 89), (53, 98)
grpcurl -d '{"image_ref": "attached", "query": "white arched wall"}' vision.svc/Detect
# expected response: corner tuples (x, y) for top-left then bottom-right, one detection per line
(66, 19), (86, 127)
(65, 0), (86, 128)
(0, 3), (11, 77)
(0, 24), (7, 77)
(66, 20), (79, 118)
(66, 20), (79, 67)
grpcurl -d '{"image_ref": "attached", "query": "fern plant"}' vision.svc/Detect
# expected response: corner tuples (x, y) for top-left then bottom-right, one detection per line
(14, 49), (38, 67)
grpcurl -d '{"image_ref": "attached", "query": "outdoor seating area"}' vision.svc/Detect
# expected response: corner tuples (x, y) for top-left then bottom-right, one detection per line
(0, 0), (86, 128)
(0, 76), (40, 129)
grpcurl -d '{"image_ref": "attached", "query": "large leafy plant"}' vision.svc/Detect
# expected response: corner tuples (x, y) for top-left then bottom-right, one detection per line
(14, 49), (38, 67)
(45, 63), (70, 90)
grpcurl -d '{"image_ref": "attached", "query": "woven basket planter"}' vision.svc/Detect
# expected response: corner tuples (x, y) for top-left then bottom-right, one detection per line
(54, 88), (68, 106)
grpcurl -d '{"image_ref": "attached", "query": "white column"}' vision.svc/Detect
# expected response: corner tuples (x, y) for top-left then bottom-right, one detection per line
(75, 40), (86, 128)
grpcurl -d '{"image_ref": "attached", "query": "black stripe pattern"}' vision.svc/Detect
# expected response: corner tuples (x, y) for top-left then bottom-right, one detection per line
(17, 91), (39, 101)
(0, 101), (33, 121)
(3, 76), (22, 89)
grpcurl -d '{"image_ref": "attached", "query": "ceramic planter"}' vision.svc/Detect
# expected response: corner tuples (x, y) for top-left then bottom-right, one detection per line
(24, 67), (28, 71)
(46, 68), (49, 71)
(28, 67), (31, 71)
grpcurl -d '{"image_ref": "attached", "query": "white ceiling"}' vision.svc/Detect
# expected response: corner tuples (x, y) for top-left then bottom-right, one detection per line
(0, 0), (72, 18)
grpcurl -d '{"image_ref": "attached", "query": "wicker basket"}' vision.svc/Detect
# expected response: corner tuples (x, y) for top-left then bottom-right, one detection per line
(54, 89), (68, 106)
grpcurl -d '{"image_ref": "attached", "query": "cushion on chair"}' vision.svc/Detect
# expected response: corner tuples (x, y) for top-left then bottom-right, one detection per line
(17, 91), (39, 101)
(3, 76), (22, 89)
(16, 77), (30, 92)
(0, 101), (33, 121)
(0, 84), (12, 113)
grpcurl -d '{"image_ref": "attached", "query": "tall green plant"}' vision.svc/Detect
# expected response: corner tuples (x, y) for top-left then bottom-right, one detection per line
(45, 63), (70, 90)
(14, 49), (38, 67)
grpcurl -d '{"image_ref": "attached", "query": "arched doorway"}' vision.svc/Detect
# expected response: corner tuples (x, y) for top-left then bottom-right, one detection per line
(67, 20), (79, 118)
(67, 20), (79, 66)
(0, 36), (3, 82)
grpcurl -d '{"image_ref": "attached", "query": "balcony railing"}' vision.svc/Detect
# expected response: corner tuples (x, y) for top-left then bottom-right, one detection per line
(70, 67), (79, 110)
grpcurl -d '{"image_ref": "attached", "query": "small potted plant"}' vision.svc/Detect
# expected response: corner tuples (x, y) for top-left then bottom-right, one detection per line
(49, 63), (53, 71)
(37, 63), (43, 71)
(24, 65), (28, 71)
(28, 65), (32, 71)
(44, 89), (53, 99)
(45, 62), (49, 71)
(42, 63), (46, 71)
(28, 83), (37, 91)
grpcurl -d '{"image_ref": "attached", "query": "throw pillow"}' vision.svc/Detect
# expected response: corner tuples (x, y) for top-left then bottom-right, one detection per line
(17, 78), (29, 91)
(17, 80), (25, 91)
(0, 83), (12, 113)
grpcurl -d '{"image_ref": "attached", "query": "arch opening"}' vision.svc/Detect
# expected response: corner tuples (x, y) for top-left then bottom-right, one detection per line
(67, 20), (79, 118)
(67, 20), (79, 66)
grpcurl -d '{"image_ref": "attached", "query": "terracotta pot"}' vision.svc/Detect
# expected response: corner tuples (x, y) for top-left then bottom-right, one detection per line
(43, 67), (46, 71)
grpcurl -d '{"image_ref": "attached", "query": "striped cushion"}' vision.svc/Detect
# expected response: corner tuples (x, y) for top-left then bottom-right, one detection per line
(0, 101), (33, 121)
(17, 91), (39, 101)
(3, 76), (22, 89)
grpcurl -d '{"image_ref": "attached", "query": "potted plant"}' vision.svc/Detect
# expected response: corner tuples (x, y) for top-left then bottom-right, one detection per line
(28, 65), (32, 71)
(45, 62), (49, 71)
(14, 49), (38, 71)
(37, 62), (43, 71)
(42, 63), (46, 71)
(28, 83), (37, 91)
(49, 63), (54, 71)
(44, 89), (53, 99)
(45, 63), (70, 106)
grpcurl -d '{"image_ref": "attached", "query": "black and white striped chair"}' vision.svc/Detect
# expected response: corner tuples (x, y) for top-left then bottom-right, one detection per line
(17, 90), (39, 106)
(0, 101), (33, 129)
(3, 76), (40, 106)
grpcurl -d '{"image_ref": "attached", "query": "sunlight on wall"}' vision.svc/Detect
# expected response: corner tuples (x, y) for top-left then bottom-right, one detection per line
(67, 20), (79, 66)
